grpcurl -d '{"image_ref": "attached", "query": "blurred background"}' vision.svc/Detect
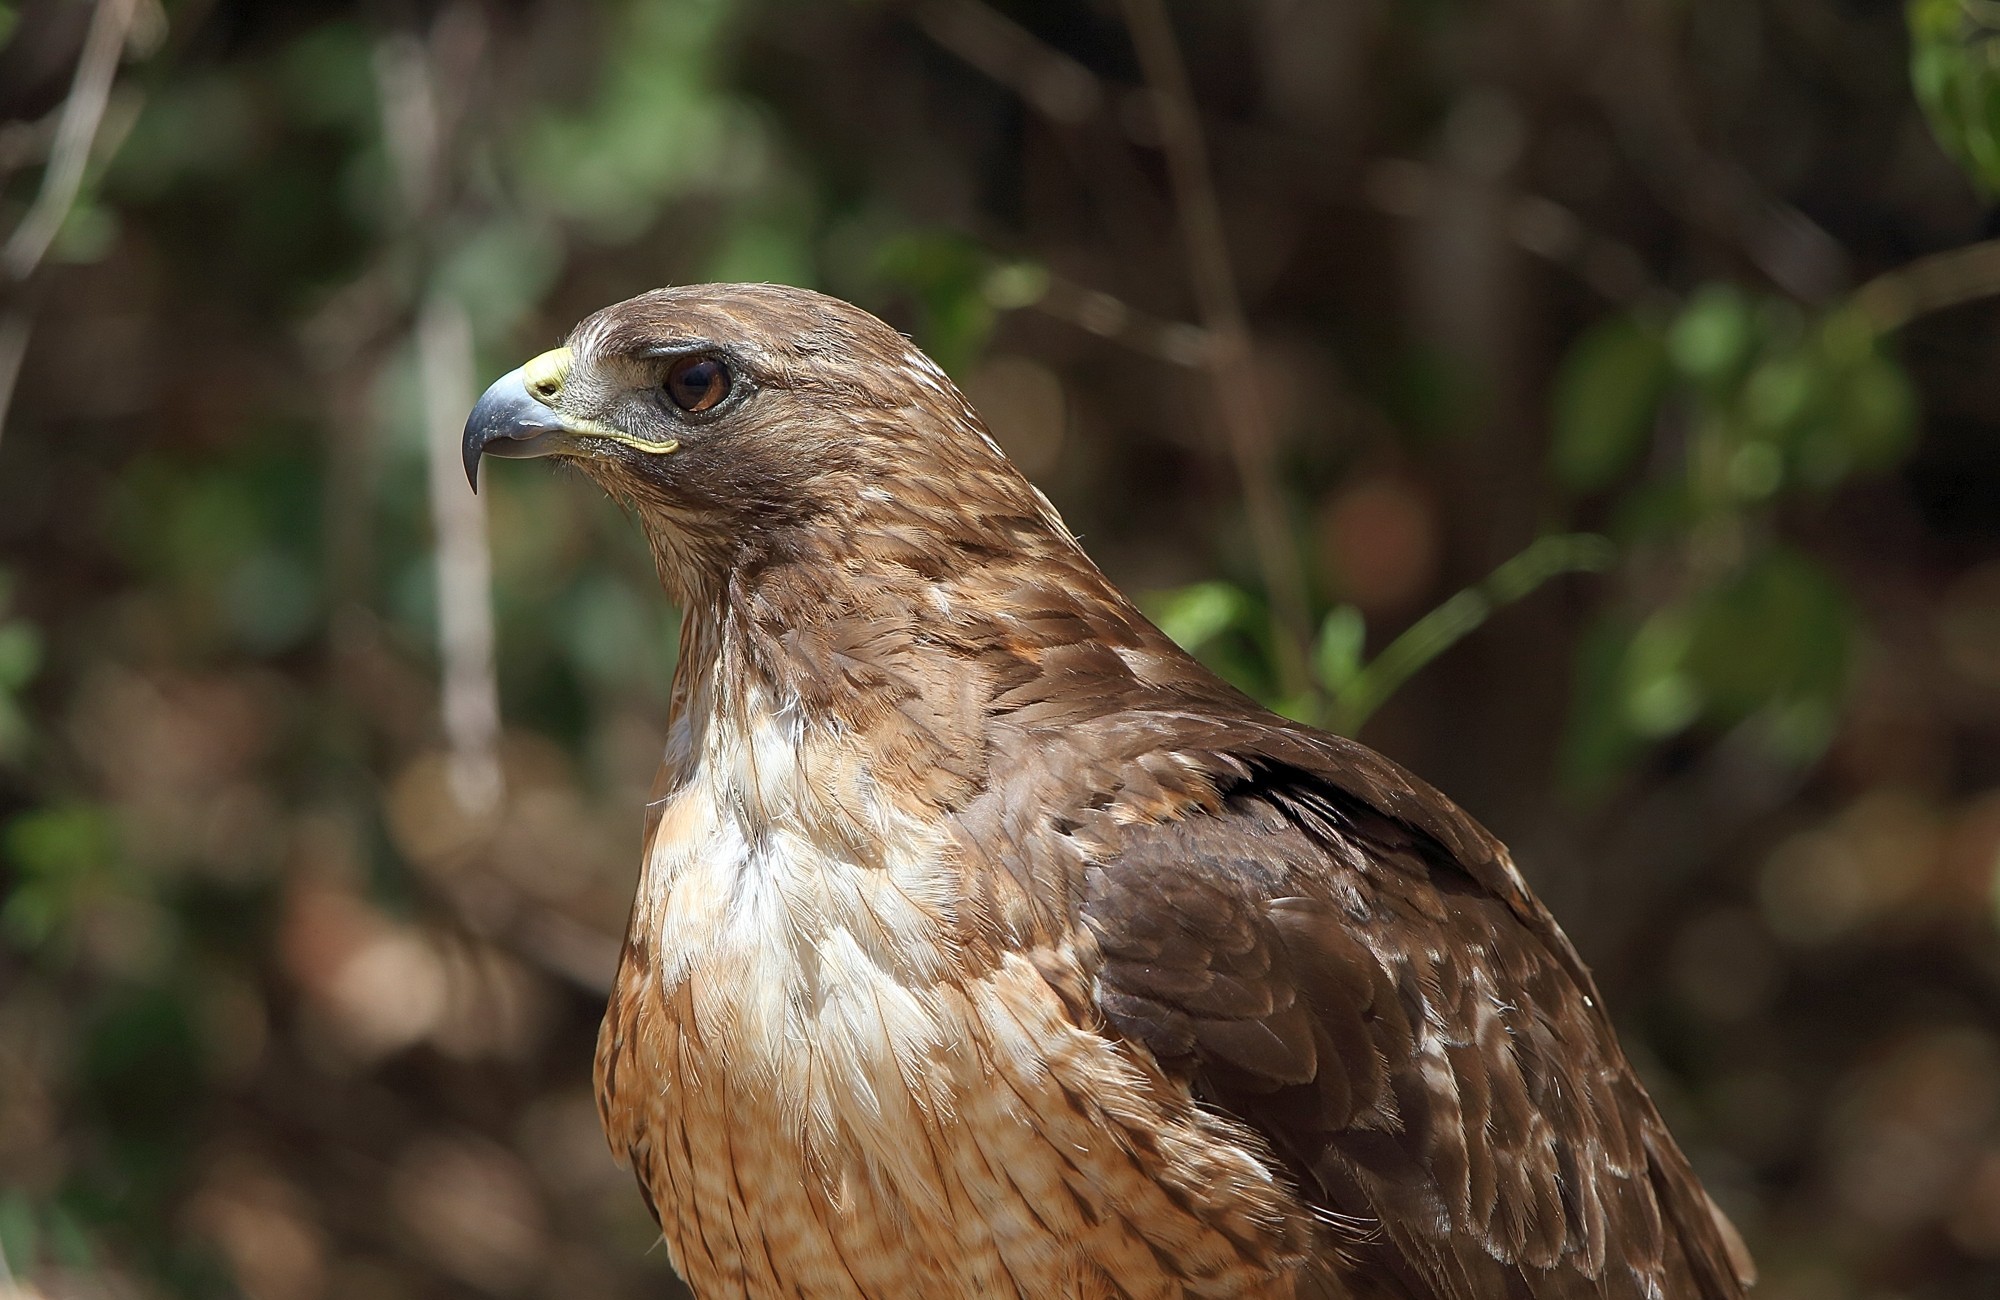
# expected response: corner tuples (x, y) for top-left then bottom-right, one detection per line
(2, 0), (2000, 1296)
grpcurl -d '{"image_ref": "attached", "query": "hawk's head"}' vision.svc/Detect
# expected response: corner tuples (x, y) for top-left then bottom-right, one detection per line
(464, 283), (1061, 600)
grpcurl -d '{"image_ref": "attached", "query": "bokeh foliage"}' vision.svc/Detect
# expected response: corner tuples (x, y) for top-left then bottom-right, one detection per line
(2, 1), (2000, 1298)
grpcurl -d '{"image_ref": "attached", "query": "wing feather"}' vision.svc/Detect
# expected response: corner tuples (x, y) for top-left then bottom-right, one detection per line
(1076, 749), (1752, 1300)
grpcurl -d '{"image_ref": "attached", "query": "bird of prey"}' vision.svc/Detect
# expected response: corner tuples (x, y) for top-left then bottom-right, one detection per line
(463, 284), (1755, 1300)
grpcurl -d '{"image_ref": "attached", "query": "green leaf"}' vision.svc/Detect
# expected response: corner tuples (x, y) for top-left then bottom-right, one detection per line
(1563, 550), (1855, 797)
(871, 231), (998, 376)
(81, 987), (205, 1147)
(1722, 437), (1783, 501)
(3, 806), (120, 947)
(510, 0), (754, 240)
(276, 21), (376, 132)
(1744, 352), (1817, 437)
(0, 620), (40, 690)
(1330, 534), (1614, 733)
(1684, 548), (1851, 721)
(438, 216), (566, 343)
(1146, 581), (1257, 652)
(1313, 605), (1367, 693)
(0, 1191), (36, 1276)
(1760, 697), (1839, 765)
(1669, 285), (1758, 386)
(1550, 316), (1670, 493)
(0, 697), (27, 763)
(51, 200), (119, 266)
(6, 806), (118, 883)
(983, 261), (1051, 310)
(1560, 613), (1647, 798)
(708, 204), (818, 289)
(1831, 350), (1918, 475)
(560, 574), (655, 690)
(1621, 608), (1701, 738)
(42, 1200), (92, 1271)
(1910, 0), (2000, 194)
(1141, 581), (1277, 701)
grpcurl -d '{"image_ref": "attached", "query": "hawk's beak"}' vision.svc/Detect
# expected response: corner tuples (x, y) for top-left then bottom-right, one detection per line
(462, 347), (682, 492)
(463, 348), (578, 492)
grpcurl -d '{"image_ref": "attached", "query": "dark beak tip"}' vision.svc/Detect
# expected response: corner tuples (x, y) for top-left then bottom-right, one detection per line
(462, 367), (559, 494)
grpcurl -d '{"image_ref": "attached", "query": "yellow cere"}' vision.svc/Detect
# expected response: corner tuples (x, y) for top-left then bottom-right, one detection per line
(521, 347), (572, 400)
(521, 345), (681, 457)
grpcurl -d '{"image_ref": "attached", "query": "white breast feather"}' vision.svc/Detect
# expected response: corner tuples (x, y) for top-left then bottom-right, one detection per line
(644, 686), (964, 1182)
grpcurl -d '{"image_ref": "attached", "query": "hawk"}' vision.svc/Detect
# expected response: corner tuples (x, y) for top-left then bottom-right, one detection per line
(463, 284), (1755, 1300)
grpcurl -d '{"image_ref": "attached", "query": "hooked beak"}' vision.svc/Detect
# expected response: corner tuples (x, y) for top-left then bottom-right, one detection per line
(464, 372), (564, 490)
(463, 348), (577, 492)
(462, 347), (681, 491)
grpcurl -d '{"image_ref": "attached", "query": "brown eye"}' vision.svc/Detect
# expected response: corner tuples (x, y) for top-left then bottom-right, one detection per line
(665, 355), (730, 413)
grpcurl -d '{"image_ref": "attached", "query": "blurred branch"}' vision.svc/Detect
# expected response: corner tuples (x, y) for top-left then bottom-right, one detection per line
(1852, 237), (2000, 331)
(919, 1), (1313, 664)
(990, 265), (1211, 364)
(1121, 0), (1313, 699)
(418, 296), (502, 818)
(919, 0), (1663, 327)
(1361, 159), (1661, 304)
(0, 313), (28, 448)
(376, 17), (504, 819)
(1592, 6), (1850, 304)
(913, 0), (1101, 123)
(1, 0), (136, 283)
(0, 0), (140, 446)
(1327, 534), (1617, 735)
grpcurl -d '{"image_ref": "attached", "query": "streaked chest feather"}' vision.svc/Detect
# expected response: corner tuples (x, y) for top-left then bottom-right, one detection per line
(598, 691), (1311, 1300)
(645, 692), (965, 1118)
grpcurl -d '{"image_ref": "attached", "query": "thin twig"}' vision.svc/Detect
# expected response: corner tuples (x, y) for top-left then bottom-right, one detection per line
(0, 312), (31, 444)
(1329, 534), (1616, 734)
(1592, 4), (1849, 304)
(991, 265), (1212, 365)
(378, 25), (504, 818)
(1851, 237), (2000, 332)
(919, 0), (1660, 319)
(1121, 0), (1313, 698)
(1361, 159), (1661, 304)
(2, 0), (137, 283)
(914, 0), (1101, 123)
(418, 294), (503, 818)
(0, 0), (141, 450)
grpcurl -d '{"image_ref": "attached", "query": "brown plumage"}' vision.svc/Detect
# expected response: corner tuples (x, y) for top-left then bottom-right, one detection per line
(463, 283), (1756, 1300)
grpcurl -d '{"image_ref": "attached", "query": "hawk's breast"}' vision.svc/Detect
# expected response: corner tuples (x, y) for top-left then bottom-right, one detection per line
(593, 695), (1316, 1300)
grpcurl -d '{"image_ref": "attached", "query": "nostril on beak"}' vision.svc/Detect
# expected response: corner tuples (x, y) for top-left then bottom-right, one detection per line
(519, 347), (574, 408)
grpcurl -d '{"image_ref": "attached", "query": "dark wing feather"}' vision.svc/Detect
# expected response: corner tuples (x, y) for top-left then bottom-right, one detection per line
(1077, 751), (1752, 1300)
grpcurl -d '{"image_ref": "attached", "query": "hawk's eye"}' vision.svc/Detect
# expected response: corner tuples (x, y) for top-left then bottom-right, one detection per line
(665, 355), (730, 413)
